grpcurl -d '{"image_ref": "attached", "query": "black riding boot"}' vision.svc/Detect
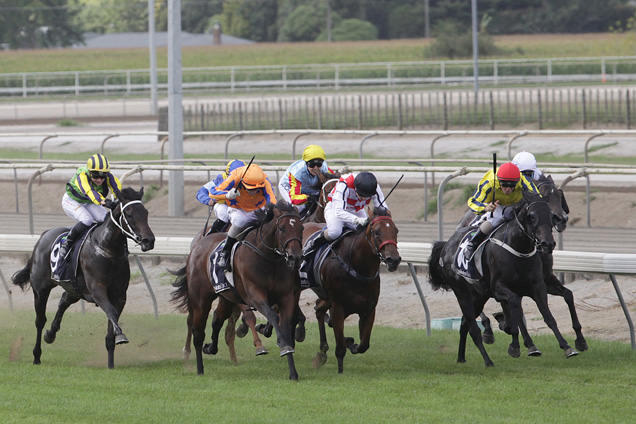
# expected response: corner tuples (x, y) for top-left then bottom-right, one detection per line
(208, 218), (228, 234)
(302, 231), (329, 257)
(59, 222), (90, 259)
(464, 229), (487, 260)
(216, 236), (238, 271)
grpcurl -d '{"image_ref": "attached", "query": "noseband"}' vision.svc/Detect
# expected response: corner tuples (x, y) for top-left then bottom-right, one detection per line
(513, 201), (551, 249)
(364, 215), (398, 265)
(249, 212), (302, 262)
(109, 200), (144, 245)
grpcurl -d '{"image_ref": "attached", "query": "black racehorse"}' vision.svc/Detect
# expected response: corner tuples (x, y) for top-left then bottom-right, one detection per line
(305, 207), (401, 374)
(428, 191), (577, 367)
(12, 187), (155, 369)
(459, 175), (587, 354)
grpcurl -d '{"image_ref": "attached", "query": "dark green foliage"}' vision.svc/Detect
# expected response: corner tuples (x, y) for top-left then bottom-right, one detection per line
(316, 18), (378, 41)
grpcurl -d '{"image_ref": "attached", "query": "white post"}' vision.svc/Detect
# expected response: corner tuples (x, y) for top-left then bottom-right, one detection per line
(148, 0), (158, 115)
(168, 0), (184, 216)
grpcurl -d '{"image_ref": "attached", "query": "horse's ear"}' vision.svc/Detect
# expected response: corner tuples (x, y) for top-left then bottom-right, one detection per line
(139, 186), (144, 199)
(547, 175), (554, 183)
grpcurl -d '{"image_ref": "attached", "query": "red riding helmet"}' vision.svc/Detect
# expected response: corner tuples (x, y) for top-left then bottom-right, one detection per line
(497, 162), (520, 182)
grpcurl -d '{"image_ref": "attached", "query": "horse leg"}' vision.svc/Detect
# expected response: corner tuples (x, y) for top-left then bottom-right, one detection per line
(204, 298), (232, 356)
(293, 294), (306, 343)
(480, 312), (495, 344)
(329, 304), (348, 374)
(497, 302), (541, 357)
(455, 295), (493, 367)
(91, 288), (128, 345)
(224, 304), (240, 364)
(546, 273), (588, 352)
(239, 305), (268, 356)
(529, 284), (578, 359)
(32, 286), (53, 365)
(105, 296), (127, 369)
(183, 310), (193, 360)
(494, 286), (523, 359)
(192, 303), (212, 375)
(312, 298), (330, 369)
(347, 309), (376, 355)
(44, 291), (80, 344)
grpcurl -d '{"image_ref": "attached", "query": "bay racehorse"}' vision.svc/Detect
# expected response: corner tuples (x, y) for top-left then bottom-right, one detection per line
(171, 201), (304, 380)
(305, 206), (401, 374)
(12, 187), (155, 369)
(428, 191), (577, 367)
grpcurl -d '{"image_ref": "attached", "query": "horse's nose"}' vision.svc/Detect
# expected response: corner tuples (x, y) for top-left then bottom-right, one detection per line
(540, 241), (555, 254)
(141, 237), (155, 252)
(386, 256), (402, 272)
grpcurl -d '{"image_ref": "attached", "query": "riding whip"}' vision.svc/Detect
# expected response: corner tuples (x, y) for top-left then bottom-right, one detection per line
(378, 174), (404, 208)
(491, 152), (497, 217)
(237, 155), (255, 189)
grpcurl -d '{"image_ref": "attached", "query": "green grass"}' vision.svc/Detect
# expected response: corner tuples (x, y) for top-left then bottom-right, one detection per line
(1, 309), (635, 423)
(0, 33), (634, 74)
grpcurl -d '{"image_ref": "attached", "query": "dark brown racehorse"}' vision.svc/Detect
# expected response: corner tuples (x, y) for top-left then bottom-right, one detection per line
(302, 177), (337, 223)
(305, 207), (401, 374)
(12, 187), (155, 369)
(171, 201), (304, 380)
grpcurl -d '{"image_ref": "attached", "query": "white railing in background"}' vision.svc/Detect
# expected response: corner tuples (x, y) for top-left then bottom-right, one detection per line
(1, 56), (635, 98)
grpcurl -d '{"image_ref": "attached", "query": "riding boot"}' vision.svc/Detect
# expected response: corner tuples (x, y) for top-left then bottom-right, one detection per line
(464, 229), (487, 260)
(302, 231), (329, 257)
(216, 236), (238, 271)
(208, 218), (228, 234)
(59, 222), (90, 259)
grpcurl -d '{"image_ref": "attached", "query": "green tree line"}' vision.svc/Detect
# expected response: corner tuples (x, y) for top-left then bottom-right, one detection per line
(1, 0), (635, 49)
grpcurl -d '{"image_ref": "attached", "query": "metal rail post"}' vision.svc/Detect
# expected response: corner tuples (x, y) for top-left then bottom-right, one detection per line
(429, 133), (450, 186)
(437, 167), (469, 241)
(506, 131), (528, 160)
(408, 263), (430, 337)
(358, 132), (378, 164)
(584, 133), (605, 228)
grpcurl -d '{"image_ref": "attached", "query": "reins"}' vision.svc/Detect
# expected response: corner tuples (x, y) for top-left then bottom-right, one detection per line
(243, 211), (302, 262)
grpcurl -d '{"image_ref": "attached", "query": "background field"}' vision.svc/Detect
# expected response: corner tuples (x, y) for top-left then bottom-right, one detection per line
(0, 33), (634, 74)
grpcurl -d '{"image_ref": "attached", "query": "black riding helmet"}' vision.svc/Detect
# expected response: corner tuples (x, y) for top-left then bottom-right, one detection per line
(354, 172), (377, 198)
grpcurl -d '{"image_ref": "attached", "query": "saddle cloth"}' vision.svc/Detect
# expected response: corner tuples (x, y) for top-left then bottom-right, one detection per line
(50, 226), (95, 284)
(209, 241), (239, 294)
(452, 228), (486, 286)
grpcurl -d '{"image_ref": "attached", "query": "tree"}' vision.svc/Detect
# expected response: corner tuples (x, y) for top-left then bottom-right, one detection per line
(0, 0), (83, 49)
(278, 2), (338, 42)
(316, 18), (378, 41)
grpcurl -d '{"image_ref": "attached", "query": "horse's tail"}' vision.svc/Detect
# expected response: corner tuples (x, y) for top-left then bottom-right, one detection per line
(427, 241), (451, 291)
(11, 254), (34, 291)
(169, 265), (189, 313)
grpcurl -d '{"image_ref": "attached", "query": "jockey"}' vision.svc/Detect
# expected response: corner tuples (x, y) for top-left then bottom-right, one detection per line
(512, 151), (544, 181)
(464, 162), (540, 259)
(304, 171), (388, 254)
(278, 144), (338, 215)
(196, 159), (246, 234)
(208, 163), (277, 270)
(59, 153), (123, 259)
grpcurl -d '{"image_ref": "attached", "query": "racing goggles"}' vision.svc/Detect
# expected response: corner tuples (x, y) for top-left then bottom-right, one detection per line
(306, 159), (324, 168)
(90, 171), (107, 179)
(499, 180), (518, 188)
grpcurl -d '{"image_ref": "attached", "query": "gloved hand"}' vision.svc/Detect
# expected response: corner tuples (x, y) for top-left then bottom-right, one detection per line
(338, 165), (350, 175)
(103, 199), (117, 210)
(226, 188), (240, 200)
(354, 217), (368, 228)
(307, 193), (320, 204)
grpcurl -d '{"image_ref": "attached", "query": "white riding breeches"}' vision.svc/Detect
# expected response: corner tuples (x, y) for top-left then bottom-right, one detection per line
(62, 193), (107, 226)
(323, 201), (365, 240)
(213, 202), (230, 222)
(227, 207), (259, 238)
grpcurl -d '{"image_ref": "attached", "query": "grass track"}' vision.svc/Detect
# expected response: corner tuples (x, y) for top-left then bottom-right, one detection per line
(0, 310), (634, 423)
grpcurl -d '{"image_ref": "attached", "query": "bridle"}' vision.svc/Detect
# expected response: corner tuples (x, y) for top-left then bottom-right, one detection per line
(512, 200), (551, 250)
(245, 212), (302, 263)
(362, 215), (398, 265)
(109, 200), (144, 245)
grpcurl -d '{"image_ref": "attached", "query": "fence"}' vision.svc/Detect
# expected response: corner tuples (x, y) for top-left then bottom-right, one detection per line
(162, 87), (636, 132)
(2, 56), (636, 98)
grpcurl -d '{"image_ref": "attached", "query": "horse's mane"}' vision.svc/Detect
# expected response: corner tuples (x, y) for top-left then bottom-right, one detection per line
(120, 186), (143, 201)
(251, 201), (296, 226)
(372, 206), (390, 217)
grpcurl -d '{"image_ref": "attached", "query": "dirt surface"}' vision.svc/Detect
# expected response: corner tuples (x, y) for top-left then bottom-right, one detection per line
(1, 124), (636, 348)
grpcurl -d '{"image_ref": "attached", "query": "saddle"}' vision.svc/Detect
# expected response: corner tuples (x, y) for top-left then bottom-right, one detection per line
(50, 225), (98, 298)
(299, 229), (353, 294)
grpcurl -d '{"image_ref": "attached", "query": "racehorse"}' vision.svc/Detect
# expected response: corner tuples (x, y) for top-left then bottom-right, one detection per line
(305, 206), (401, 374)
(302, 177), (338, 223)
(459, 175), (587, 354)
(170, 201), (304, 380)
(12, 187), (155, 369)
(427, 191), (577, 367)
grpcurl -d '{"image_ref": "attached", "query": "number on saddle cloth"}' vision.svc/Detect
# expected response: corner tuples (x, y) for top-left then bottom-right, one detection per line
(454, 230), (485, 285)
(50, 226), (96, 295)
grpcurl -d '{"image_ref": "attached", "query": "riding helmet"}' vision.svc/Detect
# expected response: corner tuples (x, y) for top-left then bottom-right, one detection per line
(354, 172), (377, 198)
(224, 159), (246, 178)
(87, 154), (110, 173)
(497, 162), (521, 181)
(512, 151), (537, 172)
(302, 145), (326, 162)
(241, 164), (267, 189)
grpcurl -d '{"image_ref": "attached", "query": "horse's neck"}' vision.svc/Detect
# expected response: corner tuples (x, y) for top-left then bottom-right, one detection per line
(249, 221), (277, 255)
(92, 214), (126, 254)
(494, 214), (533, 250)
(341, 231), (379, 271)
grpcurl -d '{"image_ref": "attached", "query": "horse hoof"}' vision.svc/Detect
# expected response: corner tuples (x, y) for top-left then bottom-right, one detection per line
(43, 331), (56, 344)
(295, 326), (306, 343)
(182, 347), (191, 360)
(255, 346), (269, 356)
(236, 323), (249, 338)
(575, 339), (589, 352)
(482, 332), (495, 345)
(527, 346), (542, 357)
(115, 334), (129, 345)
(508, 345), (521, 358)
(312, 352), (327, 369)
(280, 346), (295, 357)
(564, 347), (579, 358)
(203, 343), (218, 355)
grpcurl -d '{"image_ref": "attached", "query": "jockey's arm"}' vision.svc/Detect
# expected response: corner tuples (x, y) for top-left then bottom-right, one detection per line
(332, 183), (359, 226)
(467, 178), (493, 215)
(287, 174), (309, 205)
(77, 172), (104, 205)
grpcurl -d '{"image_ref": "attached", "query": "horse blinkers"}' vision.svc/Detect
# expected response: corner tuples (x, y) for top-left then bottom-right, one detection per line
(368, 216), (401, 272)
(524, 202), (555, 255)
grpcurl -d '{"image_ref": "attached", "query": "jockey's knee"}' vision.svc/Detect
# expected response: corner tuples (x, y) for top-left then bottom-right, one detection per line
(480, 220), (495, 234)
(324, 227), (341, 241)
